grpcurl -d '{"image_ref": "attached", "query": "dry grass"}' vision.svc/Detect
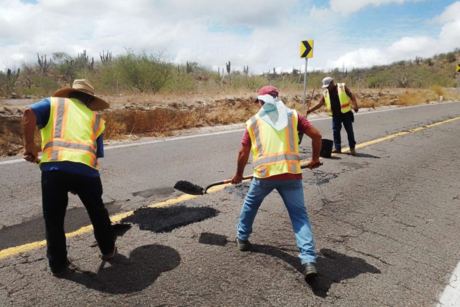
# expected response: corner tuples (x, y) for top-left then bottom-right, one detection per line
(1, 87), (459, 157)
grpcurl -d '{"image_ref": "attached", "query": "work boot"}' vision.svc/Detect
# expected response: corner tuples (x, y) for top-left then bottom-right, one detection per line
(350, 149), (356, 156)
(101, 246), (117, 260)
(332, 149), (341, 154)
(51, 259), (72, 277)
(303, 262), (318, 279)
(236, 237), (251, 251)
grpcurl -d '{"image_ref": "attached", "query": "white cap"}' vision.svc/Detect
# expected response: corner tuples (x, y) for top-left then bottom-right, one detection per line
(322, 77), (333, 88)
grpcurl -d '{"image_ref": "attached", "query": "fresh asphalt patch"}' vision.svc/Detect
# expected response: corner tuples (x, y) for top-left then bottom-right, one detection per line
(0, 202), (122, 250)
(121, 204), (219, 233)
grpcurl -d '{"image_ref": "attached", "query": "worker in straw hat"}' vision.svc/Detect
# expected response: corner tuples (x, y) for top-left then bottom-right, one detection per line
(22, 79), (116, 276)
(231, 85), (322, 280)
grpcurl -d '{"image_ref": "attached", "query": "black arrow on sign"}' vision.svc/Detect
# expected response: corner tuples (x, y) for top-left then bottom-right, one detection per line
(301, 41), (312, 58)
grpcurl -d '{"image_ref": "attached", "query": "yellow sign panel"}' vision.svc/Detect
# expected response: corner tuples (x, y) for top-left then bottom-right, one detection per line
(300, 40), (314, 58)
(457, 64), (460, 73)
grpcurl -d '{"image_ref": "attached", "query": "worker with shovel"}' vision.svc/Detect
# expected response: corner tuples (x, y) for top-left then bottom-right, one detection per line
(22, 79), (116, 276)
(231, 85), (322, 279)
(307, 77), (359, 155)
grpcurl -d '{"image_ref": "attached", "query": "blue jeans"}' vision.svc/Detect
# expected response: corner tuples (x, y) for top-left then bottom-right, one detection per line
(332, 111), (356, 150)
(236, 178), (317, 264)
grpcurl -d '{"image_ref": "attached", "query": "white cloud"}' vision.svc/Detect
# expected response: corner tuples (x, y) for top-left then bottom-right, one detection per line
(430, 1), (460, 23)
(0, 0), (458, 74)
(329, 0), (427, 15)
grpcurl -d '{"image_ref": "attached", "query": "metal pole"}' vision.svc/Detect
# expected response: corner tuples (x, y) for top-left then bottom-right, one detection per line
(458, 73), (460, 100)
(302, 58), (308, 114)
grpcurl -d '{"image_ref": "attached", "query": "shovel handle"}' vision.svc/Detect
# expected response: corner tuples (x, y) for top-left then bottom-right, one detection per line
(203, 162), (323, 194)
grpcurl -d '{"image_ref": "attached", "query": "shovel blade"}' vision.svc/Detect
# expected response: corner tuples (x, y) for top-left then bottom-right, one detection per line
(174, 180), (204, 195)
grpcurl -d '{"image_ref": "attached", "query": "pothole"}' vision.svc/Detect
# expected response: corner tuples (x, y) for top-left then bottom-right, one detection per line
(121, 205), (219, 233)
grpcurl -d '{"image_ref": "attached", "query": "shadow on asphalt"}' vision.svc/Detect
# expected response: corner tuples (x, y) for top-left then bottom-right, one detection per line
(199, 233), (381, 298)
(62, 244), (181, 294)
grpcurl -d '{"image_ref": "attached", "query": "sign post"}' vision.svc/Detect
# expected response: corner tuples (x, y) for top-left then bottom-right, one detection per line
(300, 40), (314, 114)
(457, 64), (460, 98)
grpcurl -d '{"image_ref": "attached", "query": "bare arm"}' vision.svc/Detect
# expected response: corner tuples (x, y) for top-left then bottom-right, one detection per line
(306, 101), (325, 115)
(305, 125), (322, 169)
(232, 145), (251, 184)
(350, 92), (359, 113)
(22, 108), (39, 163)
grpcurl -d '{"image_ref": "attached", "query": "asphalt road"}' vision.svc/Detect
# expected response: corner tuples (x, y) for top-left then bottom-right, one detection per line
(1, 101), (460, 306)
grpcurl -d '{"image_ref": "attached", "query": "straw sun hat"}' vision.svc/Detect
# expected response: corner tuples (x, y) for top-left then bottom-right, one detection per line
(52, 79), (109, 111)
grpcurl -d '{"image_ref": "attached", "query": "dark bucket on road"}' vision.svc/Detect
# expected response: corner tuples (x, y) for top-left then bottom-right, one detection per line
(320, 139), (333, 158)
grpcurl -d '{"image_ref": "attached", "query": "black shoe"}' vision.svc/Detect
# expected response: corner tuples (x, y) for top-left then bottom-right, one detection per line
(303, 262), (318, 279)
(235, 237), (251, 251)
(51, 259), (71, 277)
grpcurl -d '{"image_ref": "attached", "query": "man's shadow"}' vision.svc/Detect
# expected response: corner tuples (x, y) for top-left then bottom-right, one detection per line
(199, 233), (381, 298)
(62, 244), (181, 294)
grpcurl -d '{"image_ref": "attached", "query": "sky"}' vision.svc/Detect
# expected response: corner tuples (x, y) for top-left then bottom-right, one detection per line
(0, 0), (459, 74)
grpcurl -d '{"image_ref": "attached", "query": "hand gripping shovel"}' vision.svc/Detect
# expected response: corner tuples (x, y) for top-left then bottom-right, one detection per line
(174, 162), (322, 196)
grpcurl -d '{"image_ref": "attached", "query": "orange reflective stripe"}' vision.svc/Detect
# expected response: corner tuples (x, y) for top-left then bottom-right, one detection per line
(60, 100), (69, 139)
(256, 117), (266, 155)
(284, 122), (290, 152)
(43, 146), (96, 157)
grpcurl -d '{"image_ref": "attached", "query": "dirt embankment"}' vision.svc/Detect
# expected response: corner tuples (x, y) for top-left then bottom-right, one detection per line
(0, 88), (456, 158)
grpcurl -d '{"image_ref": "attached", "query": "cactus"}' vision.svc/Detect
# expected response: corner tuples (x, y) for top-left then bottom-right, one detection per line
(243, 65), (249, 76)
(37, 53), (52, 74)
(226, 61), (231, 74)
(100, 50), (112, 64)
(5, 68), (20, 96)
(186, 61), (193, 74)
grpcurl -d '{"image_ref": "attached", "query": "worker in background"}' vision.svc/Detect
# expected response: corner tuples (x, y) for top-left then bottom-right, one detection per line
(231, 85), (322, 279)
(307, 77), (359, 155)
(22, 79), (116, 276)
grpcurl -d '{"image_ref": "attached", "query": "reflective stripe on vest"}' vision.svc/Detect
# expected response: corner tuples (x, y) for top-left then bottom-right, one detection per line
(324, 83), (351, 116)
(246, 110), (301, 178)
(40, 97), (104, 169)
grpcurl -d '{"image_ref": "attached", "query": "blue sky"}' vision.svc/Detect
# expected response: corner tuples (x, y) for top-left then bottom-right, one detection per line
(0, 0), (459, 74)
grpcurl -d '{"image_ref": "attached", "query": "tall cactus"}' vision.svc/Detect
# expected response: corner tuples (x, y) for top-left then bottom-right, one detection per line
(226, 61), (231, 74)
(100, 50), (112, 64)
(243, 65), (249, 76)
(37, 53), (52, 74)
(5, 68), (20, 96)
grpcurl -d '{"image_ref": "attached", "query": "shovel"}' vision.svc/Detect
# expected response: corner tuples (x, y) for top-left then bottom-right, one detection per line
(174, 162), (322, 196)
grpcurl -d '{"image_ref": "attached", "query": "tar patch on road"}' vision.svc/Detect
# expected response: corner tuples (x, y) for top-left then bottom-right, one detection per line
(198, 232), (227, 246)
(121, 205), (219, 233)
(0, 202), (122, 250)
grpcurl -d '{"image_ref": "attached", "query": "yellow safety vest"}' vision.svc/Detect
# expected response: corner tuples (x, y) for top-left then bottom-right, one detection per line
(40, 97), (105, 169)
(324, 83), (351, 116)
(246, 110), (301, 178)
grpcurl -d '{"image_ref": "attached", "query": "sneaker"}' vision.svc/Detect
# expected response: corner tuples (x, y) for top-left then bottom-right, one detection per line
(303, 262), (318, 279)
(235, 237), (251, 251)
(332, 149), (341, 154)
(101, 246), (117, 260)
(350, 149), (356, 156)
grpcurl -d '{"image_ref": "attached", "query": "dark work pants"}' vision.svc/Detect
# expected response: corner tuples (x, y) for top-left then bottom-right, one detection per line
(332, 111), (356, 150)
(41, 171), (115, 272)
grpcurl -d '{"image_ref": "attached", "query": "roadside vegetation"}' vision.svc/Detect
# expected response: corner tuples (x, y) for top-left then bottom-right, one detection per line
(0, 48), (459, 157)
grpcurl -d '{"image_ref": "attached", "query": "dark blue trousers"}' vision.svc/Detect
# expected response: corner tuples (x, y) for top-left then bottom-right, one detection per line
(332, 111), (356, 150)
(41, 171), (115, 273)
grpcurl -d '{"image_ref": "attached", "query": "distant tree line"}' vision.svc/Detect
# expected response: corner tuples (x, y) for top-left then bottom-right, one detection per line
(0, 48), (459, 98)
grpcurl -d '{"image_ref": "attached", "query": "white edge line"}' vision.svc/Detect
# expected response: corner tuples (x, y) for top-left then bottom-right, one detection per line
(437, 261), (460, 307)
(1, 101), (457, 166)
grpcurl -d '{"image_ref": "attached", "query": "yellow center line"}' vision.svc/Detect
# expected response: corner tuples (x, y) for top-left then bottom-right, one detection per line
(1, 115), (459, 260)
